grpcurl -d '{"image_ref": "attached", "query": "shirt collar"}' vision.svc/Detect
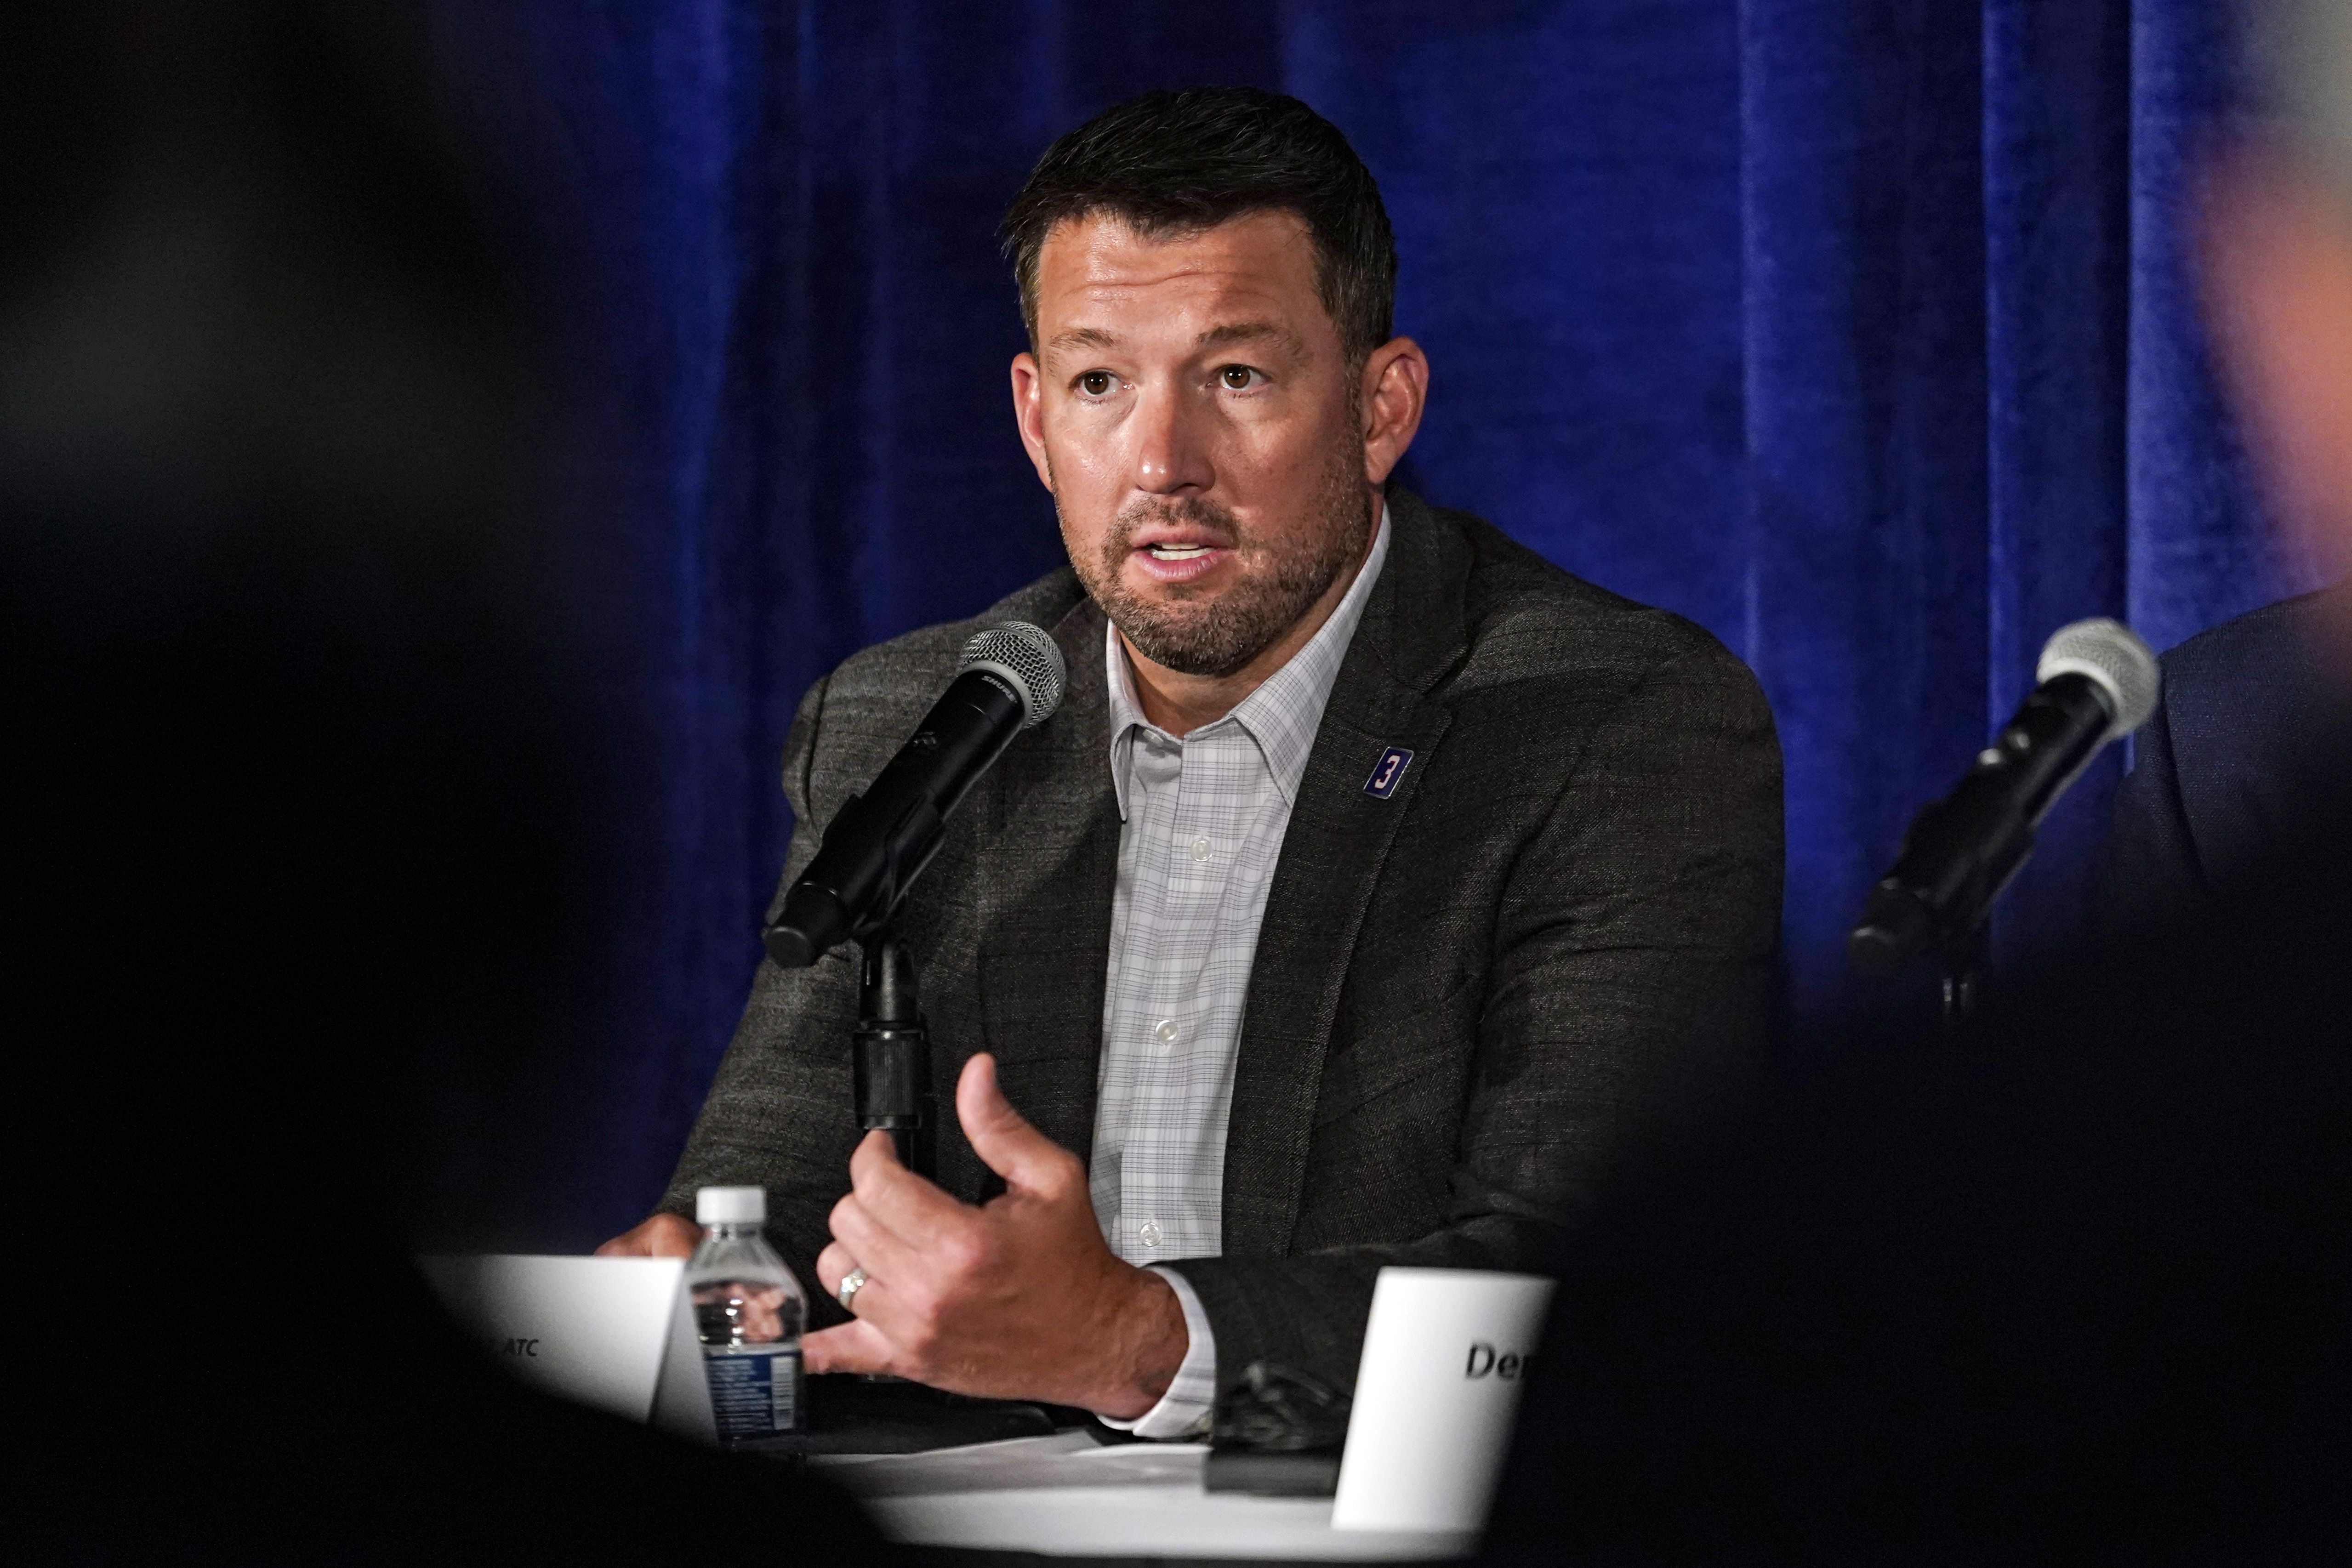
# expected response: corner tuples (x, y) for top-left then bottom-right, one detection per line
(1104, 501), (1391, 819)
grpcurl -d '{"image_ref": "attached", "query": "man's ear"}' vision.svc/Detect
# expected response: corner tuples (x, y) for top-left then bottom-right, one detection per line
(1010, 352), (1055, 492)
(1359, 336), (1429, 487)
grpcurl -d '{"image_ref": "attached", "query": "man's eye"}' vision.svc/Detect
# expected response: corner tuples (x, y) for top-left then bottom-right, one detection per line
(1220, 365), (1263, 391)
(1078, 371), (1115, 397)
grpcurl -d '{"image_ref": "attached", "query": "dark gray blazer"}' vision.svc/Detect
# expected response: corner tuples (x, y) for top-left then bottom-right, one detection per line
(660, 489), (1784, 1399)
(2100, 582), (2352, 932)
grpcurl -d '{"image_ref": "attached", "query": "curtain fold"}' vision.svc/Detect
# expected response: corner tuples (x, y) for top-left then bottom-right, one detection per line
(439, 0), (2316, 1239)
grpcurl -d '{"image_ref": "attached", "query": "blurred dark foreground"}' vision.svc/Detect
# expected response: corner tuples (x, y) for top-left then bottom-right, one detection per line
(3, 4), (878, 1560)
(1486, 731), (2352, 1564)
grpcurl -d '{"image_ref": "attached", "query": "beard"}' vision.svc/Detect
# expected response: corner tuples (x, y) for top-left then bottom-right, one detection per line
(1061, 427), (1373, 680)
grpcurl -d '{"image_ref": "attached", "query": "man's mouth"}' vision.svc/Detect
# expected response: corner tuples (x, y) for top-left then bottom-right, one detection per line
(1127, 534), (1234, 585)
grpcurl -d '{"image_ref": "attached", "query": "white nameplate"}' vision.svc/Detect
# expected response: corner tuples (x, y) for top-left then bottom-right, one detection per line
(418, 1254), (716, 1444)
(1331, 1266), (1555, 1534)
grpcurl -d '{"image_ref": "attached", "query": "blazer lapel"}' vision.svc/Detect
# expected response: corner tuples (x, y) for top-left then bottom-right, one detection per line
(974, 595), (1121, 1167)
(1221, 492), (1469, 1256)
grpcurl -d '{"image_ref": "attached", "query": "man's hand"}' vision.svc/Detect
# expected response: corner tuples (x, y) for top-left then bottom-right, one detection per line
(593, 1211), (700, 1258)
(806, 1052), (1189, 1419)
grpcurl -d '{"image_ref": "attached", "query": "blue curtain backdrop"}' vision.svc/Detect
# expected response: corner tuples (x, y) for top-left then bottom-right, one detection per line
(434, 1), (2325, 1244)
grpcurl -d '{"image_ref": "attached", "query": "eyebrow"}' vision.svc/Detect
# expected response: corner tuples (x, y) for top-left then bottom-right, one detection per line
(1043, 320), (1310, 359)
(1046, 327), (1120, 354)
(1193, 320), (1305, 358)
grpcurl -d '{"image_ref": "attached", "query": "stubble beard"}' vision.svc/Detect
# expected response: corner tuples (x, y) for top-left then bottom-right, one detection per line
(1060, 423), (1373, 681)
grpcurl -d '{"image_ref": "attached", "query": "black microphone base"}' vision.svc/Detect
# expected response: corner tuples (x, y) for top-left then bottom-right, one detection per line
(729, 1375), (1064, 1457)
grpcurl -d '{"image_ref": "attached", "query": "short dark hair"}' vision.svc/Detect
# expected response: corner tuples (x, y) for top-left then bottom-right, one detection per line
(1000, 87), (1397, 365)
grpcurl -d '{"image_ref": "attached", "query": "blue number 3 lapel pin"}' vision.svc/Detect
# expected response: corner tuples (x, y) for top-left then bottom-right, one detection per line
(1363, 745), (1414, 799)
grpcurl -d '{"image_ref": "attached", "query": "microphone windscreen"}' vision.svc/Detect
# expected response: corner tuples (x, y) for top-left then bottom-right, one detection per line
(2036, 617), (2160, 739)
(958, 621), (1066, 728)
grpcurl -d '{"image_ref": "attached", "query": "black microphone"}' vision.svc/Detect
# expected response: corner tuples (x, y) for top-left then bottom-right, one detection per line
(1849, 617), (2160, 976)
(763, 621), (1066, 968)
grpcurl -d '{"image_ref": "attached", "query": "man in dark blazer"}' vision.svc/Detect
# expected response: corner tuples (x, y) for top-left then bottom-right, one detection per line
(604, 87), (1782, 1432)
(2100, 581), (2350, 930)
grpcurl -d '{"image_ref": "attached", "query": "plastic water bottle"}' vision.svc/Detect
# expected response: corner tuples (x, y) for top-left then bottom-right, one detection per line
(689, 1186), (807, 1441)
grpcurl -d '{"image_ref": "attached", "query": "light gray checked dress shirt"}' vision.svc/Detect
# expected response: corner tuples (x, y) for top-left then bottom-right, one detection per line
(1092, 507), (1390, 1438)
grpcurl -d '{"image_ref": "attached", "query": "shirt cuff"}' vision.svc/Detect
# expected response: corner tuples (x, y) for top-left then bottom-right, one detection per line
(1093, 1264), (1216, 1440)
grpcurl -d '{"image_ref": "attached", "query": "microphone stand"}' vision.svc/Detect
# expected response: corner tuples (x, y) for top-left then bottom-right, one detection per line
(1938, 922), (1990, 1029)
(845, 926), (936, 1395)
(853, 926), (935, 1180)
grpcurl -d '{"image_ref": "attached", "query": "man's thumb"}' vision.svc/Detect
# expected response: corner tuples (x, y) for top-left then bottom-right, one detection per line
(957, 1053), (1062, 1189)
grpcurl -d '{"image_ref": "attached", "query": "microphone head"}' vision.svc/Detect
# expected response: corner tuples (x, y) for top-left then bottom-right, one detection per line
(958, 621), (1066, 729)
(2036, 617), (2160, 740)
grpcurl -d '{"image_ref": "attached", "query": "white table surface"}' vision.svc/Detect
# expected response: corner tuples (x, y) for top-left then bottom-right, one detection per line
(810, 1432), (1477, 1561)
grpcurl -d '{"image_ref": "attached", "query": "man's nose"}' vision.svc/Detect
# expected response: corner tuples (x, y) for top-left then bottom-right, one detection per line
(1131, 382), (1212, 496)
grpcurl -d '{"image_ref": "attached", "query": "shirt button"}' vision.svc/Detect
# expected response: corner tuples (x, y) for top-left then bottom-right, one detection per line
(1189, 836), (1212, 863)
(1154, 1018), (1179, 1047)
(1138, 1219), (1162, 1248)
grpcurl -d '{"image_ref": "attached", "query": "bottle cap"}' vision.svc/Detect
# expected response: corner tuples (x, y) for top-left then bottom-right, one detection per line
(695, 1186), (766, 1225)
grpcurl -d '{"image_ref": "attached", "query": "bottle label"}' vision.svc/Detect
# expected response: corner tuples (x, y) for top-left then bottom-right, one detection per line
(704, 1347), (803, 1439)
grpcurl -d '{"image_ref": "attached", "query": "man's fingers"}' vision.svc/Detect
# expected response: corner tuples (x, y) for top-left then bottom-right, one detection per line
(815, 1231), (911, 1311)
(828, 1190), (926, 1286)
(592, 1212), (698, 1258)
(802, 1319), (896, 1378)
(814, 1240), (858, 1301)
(957, 1053), (1075, 1195)
(849, 1128), (971, 1244)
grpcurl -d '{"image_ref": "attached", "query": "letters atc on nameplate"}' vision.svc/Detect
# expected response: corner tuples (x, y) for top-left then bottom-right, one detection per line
(1363, 746), (1414, 799)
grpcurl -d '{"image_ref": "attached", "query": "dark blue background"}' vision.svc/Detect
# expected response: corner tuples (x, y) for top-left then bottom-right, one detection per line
(431, 1), (2328, 1243)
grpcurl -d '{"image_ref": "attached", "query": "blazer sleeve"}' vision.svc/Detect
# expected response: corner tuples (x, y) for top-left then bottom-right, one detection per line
(656, 673), (868, 1322)
(1165, 640), (1784, 1398)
